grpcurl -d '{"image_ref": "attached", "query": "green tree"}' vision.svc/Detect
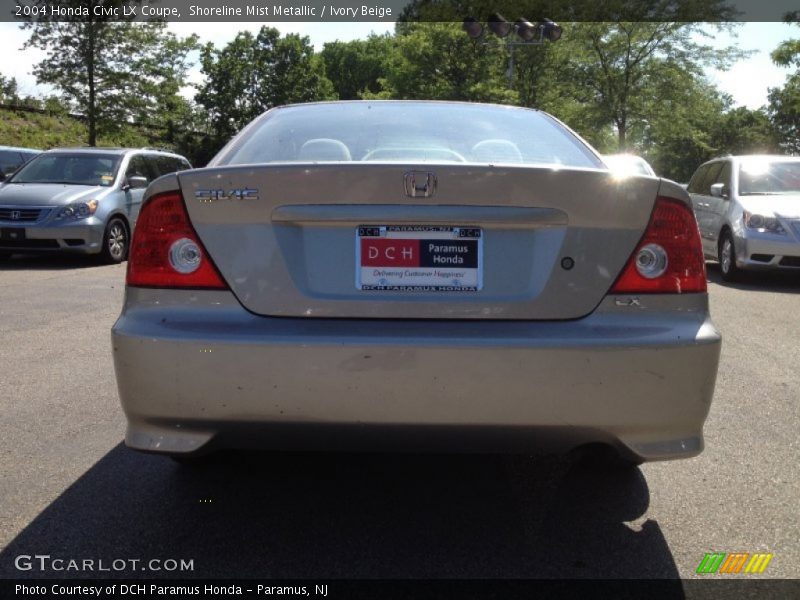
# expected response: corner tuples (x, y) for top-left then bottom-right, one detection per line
(22, 3), (198, 146)
(554, 22), (747, 150)
(768, 75), (800, 154)
(196, 27), (334, 143)
(771, 10), (800, 68)
(0, 75), (19, 103)
(321, 35), (394, 100)
(710, 107), (779, 155)
(629, 66), (728, 181)
(767, 14), (800, 153)
(378, 22), (517, 103)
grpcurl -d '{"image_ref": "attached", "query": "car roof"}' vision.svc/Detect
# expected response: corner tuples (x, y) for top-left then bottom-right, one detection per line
(704, 154), (800, 164)
(271, 99), (545, 114)
(42, 147), (187, 158)
(0, 145), (42, 153)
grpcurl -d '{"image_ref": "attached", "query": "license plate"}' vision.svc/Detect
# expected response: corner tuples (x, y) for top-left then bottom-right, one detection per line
(0, 228), (25, 241)
(356, 225), (482, 291)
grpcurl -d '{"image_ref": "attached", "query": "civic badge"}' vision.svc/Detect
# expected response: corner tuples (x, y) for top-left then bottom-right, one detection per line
(195, 188), (259, 203)
(404, 171), (436, 198)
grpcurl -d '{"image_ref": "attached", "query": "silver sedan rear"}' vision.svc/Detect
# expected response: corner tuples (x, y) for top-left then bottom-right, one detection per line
(112, 101), (721, 464)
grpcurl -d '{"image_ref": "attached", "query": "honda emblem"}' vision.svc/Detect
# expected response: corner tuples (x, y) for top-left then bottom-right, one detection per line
(404, 171), (437, 198)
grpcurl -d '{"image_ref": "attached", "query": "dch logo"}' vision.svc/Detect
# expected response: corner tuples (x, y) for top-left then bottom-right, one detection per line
(361, 239), (418, 267)
(367, 245), (414, 261)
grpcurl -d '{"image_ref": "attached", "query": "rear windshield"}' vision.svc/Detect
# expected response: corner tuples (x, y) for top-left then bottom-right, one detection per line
(9, 153), (122, 186)
(739, 160), (800, 195)
(215, 102), (602, 169)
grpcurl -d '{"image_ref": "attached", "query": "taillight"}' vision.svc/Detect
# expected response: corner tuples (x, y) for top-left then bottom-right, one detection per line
(610, 196), (706, 294)
(127, 191), (228, 289)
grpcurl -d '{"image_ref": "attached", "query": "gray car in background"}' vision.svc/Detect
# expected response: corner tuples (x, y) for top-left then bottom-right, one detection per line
(687, 155), (800, 281)
(112, 101), (721, 466)
(0, 147), (191, 263)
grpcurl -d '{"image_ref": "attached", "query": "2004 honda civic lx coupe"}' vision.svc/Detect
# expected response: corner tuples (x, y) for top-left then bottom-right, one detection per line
(112, 101), (721, 465)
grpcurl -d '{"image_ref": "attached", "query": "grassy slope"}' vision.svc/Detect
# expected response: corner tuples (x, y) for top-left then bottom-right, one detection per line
(0, 107), (150, 150)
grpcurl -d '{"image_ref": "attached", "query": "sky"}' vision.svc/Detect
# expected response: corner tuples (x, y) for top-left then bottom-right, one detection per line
(0, 21), (796, 110)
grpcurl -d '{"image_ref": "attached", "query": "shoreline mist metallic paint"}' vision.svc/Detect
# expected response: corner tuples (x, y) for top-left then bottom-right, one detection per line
(112, 101), (721, 463)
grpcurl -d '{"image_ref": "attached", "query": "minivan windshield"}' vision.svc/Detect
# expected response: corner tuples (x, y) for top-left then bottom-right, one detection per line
(739, 160), (800, 195)
(9, 153), (122, 186)
(216, 102), (603, 168)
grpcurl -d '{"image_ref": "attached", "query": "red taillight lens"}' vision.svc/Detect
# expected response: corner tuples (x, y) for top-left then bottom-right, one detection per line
(127, 191), (228, 289)
(610, 196), (707, 294)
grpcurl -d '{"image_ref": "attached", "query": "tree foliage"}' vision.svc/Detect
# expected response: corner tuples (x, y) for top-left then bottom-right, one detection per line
(550, 22), (747, 149)
(767, 15), (800, 153)
(321, 35), (394, 100)
(377, 22), (516, 104)
(22, 4), (198, 146)
(196, 27), (335, 145)
(0, 75), (19, 103)
(768, 74), (800, 154)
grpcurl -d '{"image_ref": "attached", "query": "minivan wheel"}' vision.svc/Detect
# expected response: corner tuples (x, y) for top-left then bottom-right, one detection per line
(718, 231), (740, 282)
(101, 218), (129, 264)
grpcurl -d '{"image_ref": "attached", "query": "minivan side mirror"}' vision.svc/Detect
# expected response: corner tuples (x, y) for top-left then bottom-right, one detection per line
(125, 175), (148, 190)
(709, 182), (729, 199)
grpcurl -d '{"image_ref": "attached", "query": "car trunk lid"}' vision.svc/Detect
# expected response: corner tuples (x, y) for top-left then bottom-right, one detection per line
(177, 163), (658, 320)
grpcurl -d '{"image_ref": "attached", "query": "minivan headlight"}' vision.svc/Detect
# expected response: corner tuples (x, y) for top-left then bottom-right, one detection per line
(744, 211), (786, 235)
(55, 200), (98, 220)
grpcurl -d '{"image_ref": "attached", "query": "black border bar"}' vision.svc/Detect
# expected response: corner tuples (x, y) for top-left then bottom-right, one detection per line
(4, 0), (800, 23)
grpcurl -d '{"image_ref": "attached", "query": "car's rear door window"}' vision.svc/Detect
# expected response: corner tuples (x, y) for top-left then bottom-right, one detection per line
(687, 165), (709, 194)
(152, 155), (188, 176)
(0, 150), (24, 176)
(716, 161), (732, 191)
(126, 155), (157, 184)
(699, 163), (723, 195)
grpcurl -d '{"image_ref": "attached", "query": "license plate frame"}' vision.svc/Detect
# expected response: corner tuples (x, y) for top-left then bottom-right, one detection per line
(356, 225), (483, 292)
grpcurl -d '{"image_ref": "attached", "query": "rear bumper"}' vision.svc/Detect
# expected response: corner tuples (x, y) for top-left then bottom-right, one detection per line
(111, 290), (721, 462)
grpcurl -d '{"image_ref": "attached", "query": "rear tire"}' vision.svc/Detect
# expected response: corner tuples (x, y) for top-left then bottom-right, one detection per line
(101, 218), (129, 264)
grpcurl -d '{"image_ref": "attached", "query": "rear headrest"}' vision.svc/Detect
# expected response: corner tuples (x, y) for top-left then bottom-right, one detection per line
(298, 138), (352, 161)
(471, 139), (524, 164)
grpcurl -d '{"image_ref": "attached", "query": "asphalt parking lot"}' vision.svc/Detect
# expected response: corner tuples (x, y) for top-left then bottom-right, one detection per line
(0, 255), (798, 582)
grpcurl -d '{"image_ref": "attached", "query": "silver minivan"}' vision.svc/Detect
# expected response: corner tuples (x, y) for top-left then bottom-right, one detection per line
(687, 155), (800, 280)
(0, 147), (191, 263)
